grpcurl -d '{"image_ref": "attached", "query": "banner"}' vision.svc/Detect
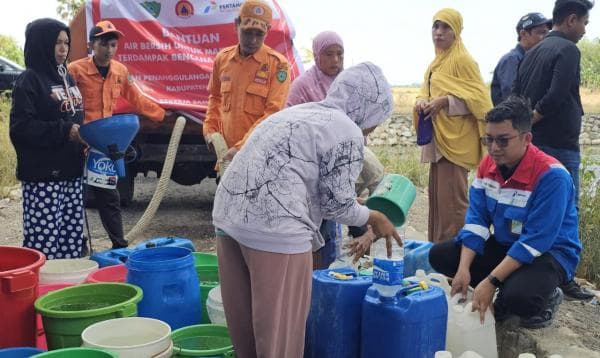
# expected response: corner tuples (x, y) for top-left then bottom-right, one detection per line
(85, 0), (303, 116)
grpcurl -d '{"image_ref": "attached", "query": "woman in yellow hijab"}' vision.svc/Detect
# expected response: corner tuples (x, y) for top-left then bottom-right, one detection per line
(413, 8), (492, 243)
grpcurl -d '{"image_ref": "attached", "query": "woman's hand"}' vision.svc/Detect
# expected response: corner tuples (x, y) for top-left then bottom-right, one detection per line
(68, 124), (86, 144)
(414, 99), (428, 113)
(346, 226), (376, 263)
(367, 210), (403, 258)
(423, 96), (449, 120)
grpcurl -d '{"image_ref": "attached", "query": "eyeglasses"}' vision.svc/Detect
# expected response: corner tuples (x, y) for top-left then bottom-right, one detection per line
(480, 134), (521, 148)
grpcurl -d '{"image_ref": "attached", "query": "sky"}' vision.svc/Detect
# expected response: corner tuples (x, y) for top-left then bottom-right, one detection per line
(1, 0), (600, 85)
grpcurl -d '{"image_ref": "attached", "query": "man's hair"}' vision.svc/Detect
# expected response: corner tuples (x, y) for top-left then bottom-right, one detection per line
(553, 0), (594, 24)
(485, 96), (533, 133)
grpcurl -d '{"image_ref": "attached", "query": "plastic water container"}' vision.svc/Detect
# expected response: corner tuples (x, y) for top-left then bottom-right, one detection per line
(435, 352), (453, 358)
(206, 286), (227, 326)
(30, 347), (118, 357)
(81, 317), (172, 358)
(518, 354), (536, 358)
(0, 246), (46, 348)
(372, 258), (404, 297)
(90, 248), (134, 267)
(34, 283), (143, 349)
(171, 324), (233, 357)
(36, 284), (73, 349)
(305, 268), (372, 358)
(361, 285), (448, 358)
(126, 247), (201, 329)
(135, 237), (195, 252)
(446, 296), (498, 358)
(405, 270), (451, 295)
(193, 252), (220, 324)
(403, 239), (434, 277)
(39, 259), (99, 284)
(0, 347), (46, 357)
(86, 264), (127, 283)
(366, 174), (416, 227)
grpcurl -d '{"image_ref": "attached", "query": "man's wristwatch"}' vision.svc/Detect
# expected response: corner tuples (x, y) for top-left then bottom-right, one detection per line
(488, 274), (503, 287)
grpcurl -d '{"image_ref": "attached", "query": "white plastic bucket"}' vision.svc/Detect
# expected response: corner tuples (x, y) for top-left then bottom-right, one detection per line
(207, 285), (227, 325)
(40, 259), (99, 284)
(81, 317), (172, 358)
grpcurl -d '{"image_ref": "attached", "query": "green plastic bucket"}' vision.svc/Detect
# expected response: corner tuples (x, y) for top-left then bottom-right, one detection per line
(31, 347), (117, 357)
(34, 283), (142, 350)
(171, 324), (234, 357)
(366, 174), (416, 227)
(193, 253), (220, 323)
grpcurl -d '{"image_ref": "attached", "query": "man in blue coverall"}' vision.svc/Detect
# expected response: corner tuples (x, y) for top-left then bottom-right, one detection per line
(429, 96), (581, 329)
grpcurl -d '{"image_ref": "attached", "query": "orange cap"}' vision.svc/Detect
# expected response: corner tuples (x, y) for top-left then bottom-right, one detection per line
(238, 0), (272, 32)
(89, 20), (124, 41)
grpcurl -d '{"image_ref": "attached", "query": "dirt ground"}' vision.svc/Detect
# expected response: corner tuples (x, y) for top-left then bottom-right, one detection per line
(1, 174), (599, 354)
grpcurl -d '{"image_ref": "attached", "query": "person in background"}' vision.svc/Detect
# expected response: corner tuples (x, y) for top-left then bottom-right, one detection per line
(513, 0), (595, 300)
(69, 20), (167, 249)
(413, 8), (492, 244)
(213, 63), (399, 358)
(10, 18), (86, 259)
(286, 31), (384, 269)
(203, 0), (290, 169)
(491, 12), (551, 106)
(429, 96), (580, 329)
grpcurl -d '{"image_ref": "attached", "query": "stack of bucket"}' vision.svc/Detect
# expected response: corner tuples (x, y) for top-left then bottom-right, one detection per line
(193, 252), (221, 324)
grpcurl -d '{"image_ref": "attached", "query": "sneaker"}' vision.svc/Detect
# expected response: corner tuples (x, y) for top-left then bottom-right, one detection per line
(520, 287), (563, 329)
(560, 280), (595, 301)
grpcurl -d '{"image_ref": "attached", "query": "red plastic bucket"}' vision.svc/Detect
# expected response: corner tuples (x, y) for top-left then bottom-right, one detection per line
(36, 284), (73, 349)
(0, 246), (46, 348)
(86, 264), (127, 283)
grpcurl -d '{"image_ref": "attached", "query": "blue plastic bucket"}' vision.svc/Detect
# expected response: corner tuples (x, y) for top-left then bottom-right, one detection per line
(126, 247), (201, 329)
(305, 268), (372, 358)
(0, 347), (45, 357)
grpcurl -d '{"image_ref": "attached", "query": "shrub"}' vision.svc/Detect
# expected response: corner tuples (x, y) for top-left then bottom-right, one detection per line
(577, 156), (600, 286)
(0, 95), (18, 196)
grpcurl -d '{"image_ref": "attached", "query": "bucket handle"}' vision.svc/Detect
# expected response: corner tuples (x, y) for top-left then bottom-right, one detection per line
(1, 270), (37, 293)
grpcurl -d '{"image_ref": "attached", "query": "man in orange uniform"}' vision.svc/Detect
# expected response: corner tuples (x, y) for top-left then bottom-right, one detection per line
(203, 0), (290, 166)
(69, 20), (167, 249)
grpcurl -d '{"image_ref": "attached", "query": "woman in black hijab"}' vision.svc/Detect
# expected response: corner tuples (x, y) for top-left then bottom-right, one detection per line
(10, 18), (86, 259)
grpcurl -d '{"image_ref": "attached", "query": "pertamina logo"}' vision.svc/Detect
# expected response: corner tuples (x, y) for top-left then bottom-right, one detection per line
(202, 0), (218, 14)
(175, 0), (194, 18)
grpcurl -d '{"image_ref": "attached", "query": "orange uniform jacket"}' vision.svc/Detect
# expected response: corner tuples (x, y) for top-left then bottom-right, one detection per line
(68, 57), (165, 124)
(203, 44), (290, 149)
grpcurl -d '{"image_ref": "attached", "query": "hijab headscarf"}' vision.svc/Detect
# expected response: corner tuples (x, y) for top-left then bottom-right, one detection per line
(322, 62), (393, 130)
(413, 8), (492, 170)
(286, 31), (344, 106)
(24, 18), (70, 82)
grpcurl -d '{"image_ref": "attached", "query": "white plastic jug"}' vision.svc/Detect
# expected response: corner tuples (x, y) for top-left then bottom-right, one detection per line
(446, 296), (498, 358)
(518, 354), (536, 358)
(458, 351), (484, 358)
(405, 269), (452, 295)
(435, 351), (453, 358)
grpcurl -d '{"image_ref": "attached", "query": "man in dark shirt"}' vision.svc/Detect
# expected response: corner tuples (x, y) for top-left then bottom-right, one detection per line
(491, 13), (551, 106)
(513, 0), (594, 301)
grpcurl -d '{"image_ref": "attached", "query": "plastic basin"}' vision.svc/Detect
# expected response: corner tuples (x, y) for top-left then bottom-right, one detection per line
(171, 324), (233, 357)
(206, 286), (227, 326)
(0, 347), (45, 357)
(31, 347), (117, 357)
(82, 317), (171, 358)
(34, 283), (142, 349)
(40, 259), (99, 284)
(86, 264), (127, 283)
(0, 246), (46, 348)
